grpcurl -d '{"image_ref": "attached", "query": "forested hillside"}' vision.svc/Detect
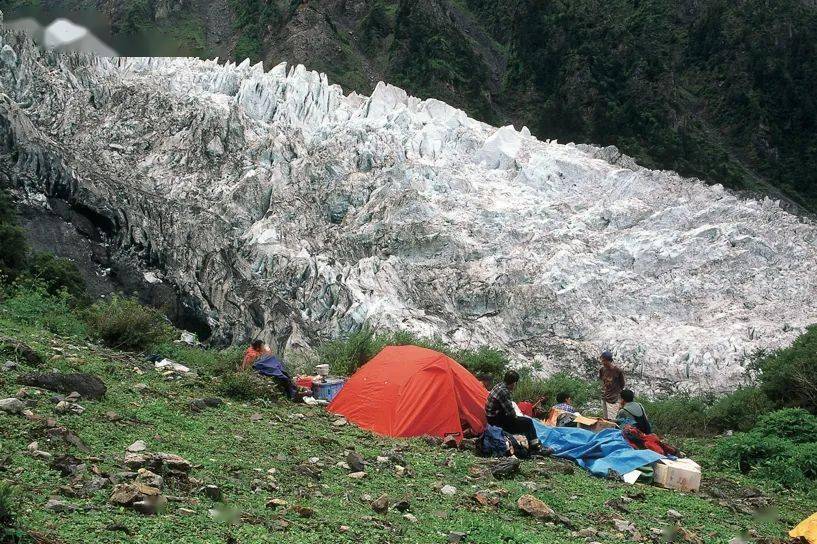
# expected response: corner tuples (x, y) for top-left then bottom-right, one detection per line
(2, 0), (816, 212)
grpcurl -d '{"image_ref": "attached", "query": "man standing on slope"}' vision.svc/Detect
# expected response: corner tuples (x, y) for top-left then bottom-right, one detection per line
(598, 350), (625, 419)
(485, 370), (542, 453)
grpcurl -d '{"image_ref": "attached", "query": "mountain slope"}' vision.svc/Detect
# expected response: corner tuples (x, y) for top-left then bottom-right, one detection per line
(2, 25), (816, 392)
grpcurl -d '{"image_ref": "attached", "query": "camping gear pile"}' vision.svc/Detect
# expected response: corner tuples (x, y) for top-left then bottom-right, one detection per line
(328, 345), (702, 493)
(296, 366), (347, 404)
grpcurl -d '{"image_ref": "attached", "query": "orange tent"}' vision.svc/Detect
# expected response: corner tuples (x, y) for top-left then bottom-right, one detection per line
(327, 345), (489, 440)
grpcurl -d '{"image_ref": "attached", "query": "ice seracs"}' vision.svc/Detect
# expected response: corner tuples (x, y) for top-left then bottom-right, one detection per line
(1, 22), (816, 394)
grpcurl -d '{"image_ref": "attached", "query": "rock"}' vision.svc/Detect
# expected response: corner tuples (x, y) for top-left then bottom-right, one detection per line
(333, 418), (347, 427)
(45, 498), (77, 513)
(447, 532), (467, 543)
(492, 457), (521, 479)
(177, 508), (196, 516)
(667, 509), (683, 521)
(0, 336), (43, 365)
(127, 440), (147, 453)
(2, 361), (18, 372)
(50, 455), (84, 477)
(27, 441), (39, 452)
(613, 519), (636, 533)
(294, 505), (315, 518)
(156, 453), (192, 473)
(440, 485), (457, 496)
(474, 491), (500, 507)
(66, 391), (81, 402)
(265, 498), (288, 509)
(346, 451), (365, 472)
(371, 494), (389, 514)
(105, 411), (122, 422)
(136, 468), (164, 489)
(339, 525), (350, 533)
(0, 397), (23, 414)
(517, 494), (555, 519)
(202, 485), (222, 501)
(18, 372), (106, 400)
(54, 401), (71, 414)
(376, 456), (389, 463)
(250, 413), (263, 422)
(576, 527), (599, 537)
(124, 453), (148, 469)
(393, 500), (410, 512)
(348, 471), (366, 479)
(110, 484), (142, 506)
(403, 513), (418, 523)
(189, 398), (223, 412)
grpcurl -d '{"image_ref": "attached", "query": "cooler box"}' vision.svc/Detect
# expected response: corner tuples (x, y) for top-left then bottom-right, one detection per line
(312, 378), (345, 402)
(654, 458), (701, 492)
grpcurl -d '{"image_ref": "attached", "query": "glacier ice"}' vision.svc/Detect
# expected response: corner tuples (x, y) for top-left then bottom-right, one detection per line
(0, 25), (816, 394)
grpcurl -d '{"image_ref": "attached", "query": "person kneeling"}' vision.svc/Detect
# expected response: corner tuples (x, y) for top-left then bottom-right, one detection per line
(485, 370), (542, 453)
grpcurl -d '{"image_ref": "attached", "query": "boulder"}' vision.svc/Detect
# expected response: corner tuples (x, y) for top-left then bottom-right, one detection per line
(371, 494), (389, 514)
(517, 494), (555, 519)
(492, 457), (521, 479)
(18, 372), (106, 400)
(0, 397), (23, 414)
(346, 451), (365, 472)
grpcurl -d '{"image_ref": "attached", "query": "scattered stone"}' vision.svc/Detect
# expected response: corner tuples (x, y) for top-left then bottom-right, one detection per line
(2, 361), (18, 372)
(576, 527), (599, 538)
(265, 498), (288, 509)
(613, 519), (636, 533)
(346, 451), (365, 472)
(188, 398), (223, 412)
(403, 513), (418, 523)
(393, 500), (410, 512)
(0, 397), (24, 414)
(202, 485), (222, 501)
(293, 506), (315, 518)
(441, 485), (457, 496)
(31, 450), (53, 460)
(133, 383), (148, 392)
(0, 336), (43, 365)
(127, 440), (147, 453)
(27, 441), (39, 452)
(517, 494), (555, 519)
(348, 471), (366, 479)
(376, 456), (390, 463)
(66, 391), (81, 402)
(177, 508), (196, 516)
(136, 468), (164, 489)
(250, 413), (263, 422)
(371, 494), (390, 514)
(447, 532), (467, 543)
(50, 455), (84, 477)
(45, 498), (77, 513)
(54, 401), (71, 414)
(492, 457), (521, 479)
(474, 490), (500, 507)
(667, 509), (683, 521)
(18, 372), (106, 399)
(339, 525), (350, 533)
(333, 418), (347, 427)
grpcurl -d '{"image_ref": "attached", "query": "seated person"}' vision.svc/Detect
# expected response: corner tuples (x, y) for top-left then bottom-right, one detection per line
(485, 370), (542, 453)
(552, 391), (578, 414)
(615, 389), (652, 434)
(241, 339), (270, 371)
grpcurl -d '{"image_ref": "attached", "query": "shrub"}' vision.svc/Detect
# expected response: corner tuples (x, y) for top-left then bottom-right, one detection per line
(708, 388), (775, 432)
(753, 325), (817, 413)
(641, 396), (712, 437)
(513, 372), (598, 410)
(23, 253), (86, 302)
(792, 442), (817, 480)
(0, 482), (27, 543)
(754, 408), (817, 444)
(218, 371), (280, 402)
(0, 223), (27, 280)
(713, 431), (793, 473)
(0, 282), (87, 338)
(318, 326), (378, 376)
(457, 346), (509, 382)
(85, 296), (174, 351)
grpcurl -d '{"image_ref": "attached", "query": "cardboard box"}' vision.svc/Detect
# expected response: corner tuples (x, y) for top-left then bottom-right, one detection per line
(654, 458), (701, 492)
(574, 416), (618, 433)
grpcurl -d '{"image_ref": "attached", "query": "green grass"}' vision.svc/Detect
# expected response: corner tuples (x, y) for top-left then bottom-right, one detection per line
(0, 316), (816, 543)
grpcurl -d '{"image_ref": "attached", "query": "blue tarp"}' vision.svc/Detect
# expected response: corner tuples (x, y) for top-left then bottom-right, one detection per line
(532, 419), (662, 477)
(253, 354), (289, 380)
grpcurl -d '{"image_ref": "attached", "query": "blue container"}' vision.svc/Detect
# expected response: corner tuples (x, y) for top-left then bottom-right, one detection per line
(312, 378), (345, 402)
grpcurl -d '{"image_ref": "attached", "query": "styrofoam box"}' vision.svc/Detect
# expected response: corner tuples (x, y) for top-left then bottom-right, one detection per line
(654, 458), (701, 492)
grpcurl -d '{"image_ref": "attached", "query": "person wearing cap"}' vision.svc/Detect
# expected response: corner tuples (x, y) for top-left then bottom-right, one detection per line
(598, 350), (625, 419)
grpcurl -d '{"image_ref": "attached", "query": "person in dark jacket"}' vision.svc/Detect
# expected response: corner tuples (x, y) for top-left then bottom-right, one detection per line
(598, 350), (625, 419)
(615, 389), (652, 434)
(485, 370), (542, 452)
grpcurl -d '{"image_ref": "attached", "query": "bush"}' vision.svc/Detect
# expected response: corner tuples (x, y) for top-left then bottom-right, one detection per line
(708, 388), (775, 432)
(318, 326), (379, 377)
(753, 325), (817, 413)
(0, 282), (87, 338)
(792, 442), (817, 480)
(0, 482), (27, 543)
(513, 372), (598, 411)
(754, 408), (817, 444)
(85, 296), (174, 351)
(641, 396), (712, 437)
(218, 371), (280, 402)
(23, 253), (86, 302)
(0, 223), (27, 280)
(457, 346), (509, 382)
(713, 431), (793, 473)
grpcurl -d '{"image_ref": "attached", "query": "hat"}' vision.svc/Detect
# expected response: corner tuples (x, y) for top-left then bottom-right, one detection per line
(600, 350), (614, 361)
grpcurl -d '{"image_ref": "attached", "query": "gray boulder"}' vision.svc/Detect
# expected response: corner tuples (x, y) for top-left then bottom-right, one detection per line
(18, 372), (106, 400)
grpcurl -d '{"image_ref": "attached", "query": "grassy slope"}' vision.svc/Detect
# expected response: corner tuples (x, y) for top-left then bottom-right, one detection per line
(1, 317), (816, 543)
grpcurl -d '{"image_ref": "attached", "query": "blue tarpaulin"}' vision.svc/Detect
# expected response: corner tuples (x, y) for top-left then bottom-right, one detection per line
(532, 419), (662, 477)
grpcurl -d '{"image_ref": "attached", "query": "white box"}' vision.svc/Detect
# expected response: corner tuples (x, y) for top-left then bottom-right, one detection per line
(654, 458), (701, 492)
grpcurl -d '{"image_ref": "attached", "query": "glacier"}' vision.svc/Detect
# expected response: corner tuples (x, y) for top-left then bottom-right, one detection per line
(1, 20), (816, 394)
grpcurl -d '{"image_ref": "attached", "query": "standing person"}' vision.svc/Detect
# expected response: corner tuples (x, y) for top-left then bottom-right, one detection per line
(485, 370), (542, 452)
(598, 350), (625, 419)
